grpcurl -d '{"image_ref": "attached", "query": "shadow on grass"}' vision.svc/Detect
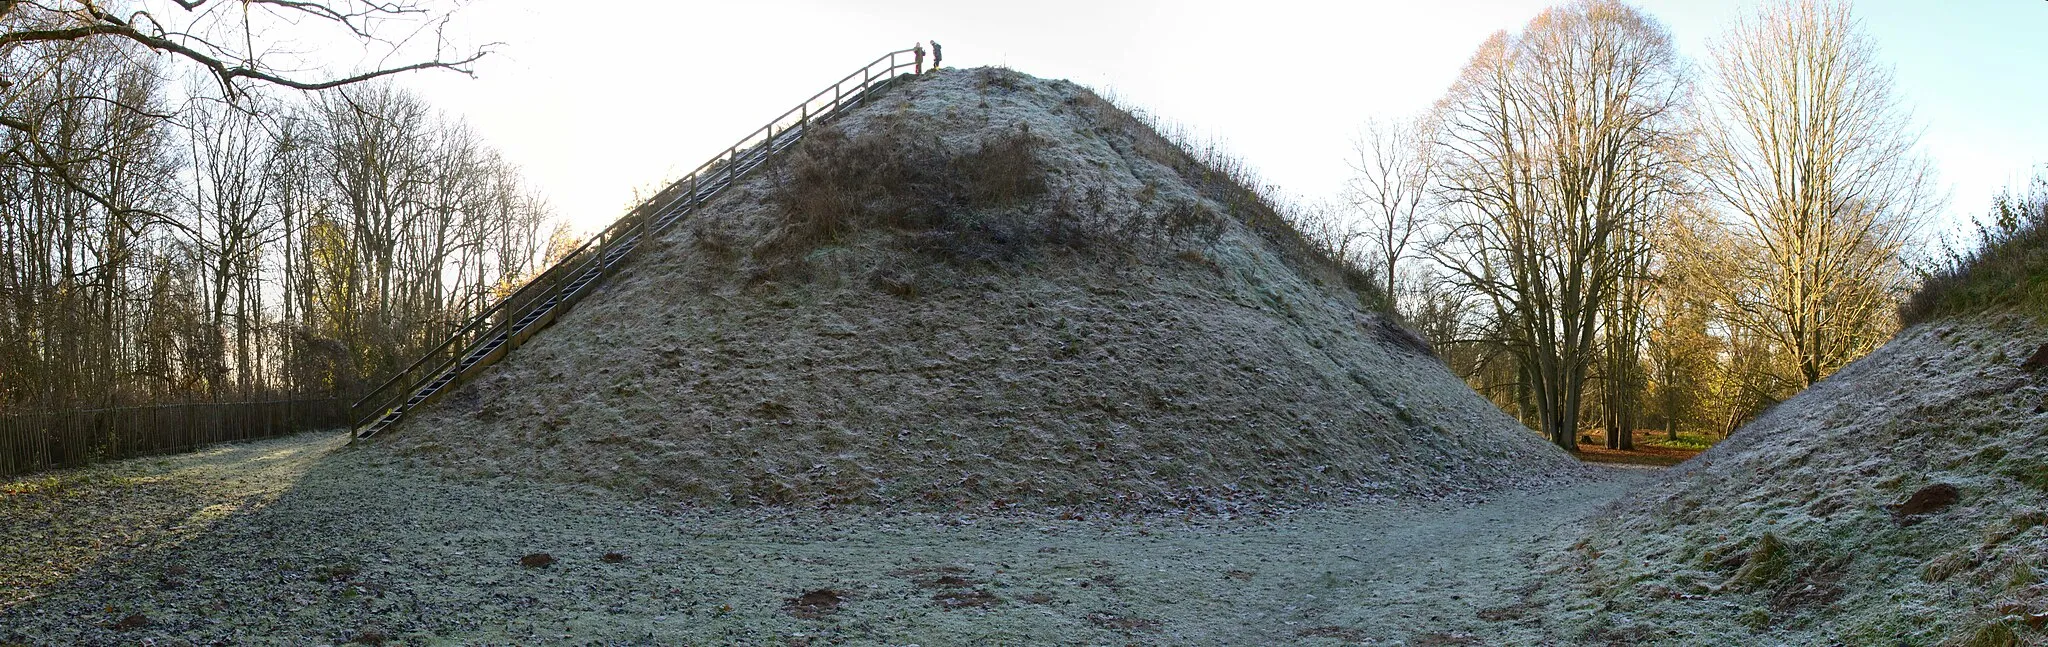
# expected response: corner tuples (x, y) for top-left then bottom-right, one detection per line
(0, 431), (347, 640)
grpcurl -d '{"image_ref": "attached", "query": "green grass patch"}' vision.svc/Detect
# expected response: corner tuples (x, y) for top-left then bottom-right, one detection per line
(1640, 431), (1716, 452)
(0, 470), (137, 498)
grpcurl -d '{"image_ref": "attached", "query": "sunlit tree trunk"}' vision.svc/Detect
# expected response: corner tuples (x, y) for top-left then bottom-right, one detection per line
(1696, 0), (1929, 388)
(1430, 0), (1688, 451)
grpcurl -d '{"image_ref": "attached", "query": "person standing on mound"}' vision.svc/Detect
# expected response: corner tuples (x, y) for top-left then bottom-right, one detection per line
(913, 43), (926, 73)
(931, 41), (942, 70)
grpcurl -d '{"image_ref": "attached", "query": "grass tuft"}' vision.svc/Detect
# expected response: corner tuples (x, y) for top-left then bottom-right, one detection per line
(1951, 618), (2020, 647)
(1728, 532), (1790, 589)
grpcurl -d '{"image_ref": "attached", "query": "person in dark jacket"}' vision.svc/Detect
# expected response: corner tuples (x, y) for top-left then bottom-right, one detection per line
(931, 41), (943, 70)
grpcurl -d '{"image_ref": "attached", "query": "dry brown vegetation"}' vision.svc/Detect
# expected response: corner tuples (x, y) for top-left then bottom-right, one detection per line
(765, 119), (1068, 264)
(1905, 176), (2048, 326)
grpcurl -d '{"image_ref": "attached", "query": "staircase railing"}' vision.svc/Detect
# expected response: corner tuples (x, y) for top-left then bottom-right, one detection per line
(348, 47), (927, 439)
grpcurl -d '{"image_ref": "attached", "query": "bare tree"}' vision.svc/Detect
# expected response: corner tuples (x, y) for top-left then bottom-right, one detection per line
(0, 13), (546, 410)
(1596, 197), (1665, 451)
(184, 97), (286, 396)
(1, 0), (487, 230)
(1695, 0), (1930, 387)
(0, 1), (486, 96)
(1429, 0), (1689, 451)
(1347, 116), (1437, 304)
(0, 34), (176, 406)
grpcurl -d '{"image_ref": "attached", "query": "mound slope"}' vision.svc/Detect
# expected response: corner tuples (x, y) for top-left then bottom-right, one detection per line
(375, 67), (1576, 510)
(1553, 317), (2048, 644)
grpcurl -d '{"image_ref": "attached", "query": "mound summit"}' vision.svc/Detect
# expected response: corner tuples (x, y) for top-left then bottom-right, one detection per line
(377, 67), (1577, 510)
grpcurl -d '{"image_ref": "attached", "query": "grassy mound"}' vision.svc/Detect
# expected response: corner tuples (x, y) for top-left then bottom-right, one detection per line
(368, 67), (1576, 511)
(1547, 317), (2048, 644)
(1535, 173), (2048, 645)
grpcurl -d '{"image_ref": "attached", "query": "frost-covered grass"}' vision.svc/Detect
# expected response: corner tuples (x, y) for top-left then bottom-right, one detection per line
(2, 431), (1646, 646)
(0, 431), (343, 609)
(379, 67), (1576, 511)
(1543, 316), (2048, 645)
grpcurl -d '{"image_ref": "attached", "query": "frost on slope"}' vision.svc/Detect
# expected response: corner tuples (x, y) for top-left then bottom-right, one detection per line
(369, 67), (1579, 510)
(1542, 316), (2048, 645)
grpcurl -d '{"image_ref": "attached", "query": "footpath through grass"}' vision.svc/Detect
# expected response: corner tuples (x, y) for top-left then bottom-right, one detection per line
(2, 431), (1642, 646)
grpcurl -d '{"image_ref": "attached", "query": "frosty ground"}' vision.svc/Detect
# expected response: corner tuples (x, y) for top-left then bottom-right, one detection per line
(1, 431), (1643, 646)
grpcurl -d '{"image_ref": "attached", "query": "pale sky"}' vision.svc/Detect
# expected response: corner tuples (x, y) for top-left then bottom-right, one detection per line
(392, 0), (2048, 241)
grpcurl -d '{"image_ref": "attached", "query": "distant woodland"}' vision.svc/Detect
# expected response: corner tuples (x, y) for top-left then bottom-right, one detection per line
(1328, 0), (1935, 450)
(0, 0), (1993, 456)
(0, 1), (555, 409)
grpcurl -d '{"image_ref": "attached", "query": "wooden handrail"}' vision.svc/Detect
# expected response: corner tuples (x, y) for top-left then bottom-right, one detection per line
(349, 48), (924, 436)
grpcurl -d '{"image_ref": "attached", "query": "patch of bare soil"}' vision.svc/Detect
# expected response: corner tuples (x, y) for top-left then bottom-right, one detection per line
(1546, 316), (2048, 645)
(0, 434), (1643, 645)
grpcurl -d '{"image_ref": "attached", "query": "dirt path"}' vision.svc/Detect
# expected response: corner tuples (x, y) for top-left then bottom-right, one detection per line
(1, 433), (1645, 646)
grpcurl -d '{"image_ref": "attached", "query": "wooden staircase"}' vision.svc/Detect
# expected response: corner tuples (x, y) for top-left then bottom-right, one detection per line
(349, 48), (927, 440)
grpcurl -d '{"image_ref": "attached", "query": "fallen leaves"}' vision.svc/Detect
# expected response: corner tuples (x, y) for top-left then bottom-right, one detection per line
(894, 566), (1003, 609)
(1475, 605), (1526, 622)
(2019, 343), (2048, 371)
(1411, 631), (1481, 646)
(519, 553), (555, 568)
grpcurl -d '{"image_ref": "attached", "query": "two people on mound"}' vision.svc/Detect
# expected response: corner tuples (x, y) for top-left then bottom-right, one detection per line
(914, 40), (942, 73)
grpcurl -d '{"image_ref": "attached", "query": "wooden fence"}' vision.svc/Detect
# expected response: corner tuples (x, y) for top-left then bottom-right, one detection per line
(0, 398), (343, 478)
